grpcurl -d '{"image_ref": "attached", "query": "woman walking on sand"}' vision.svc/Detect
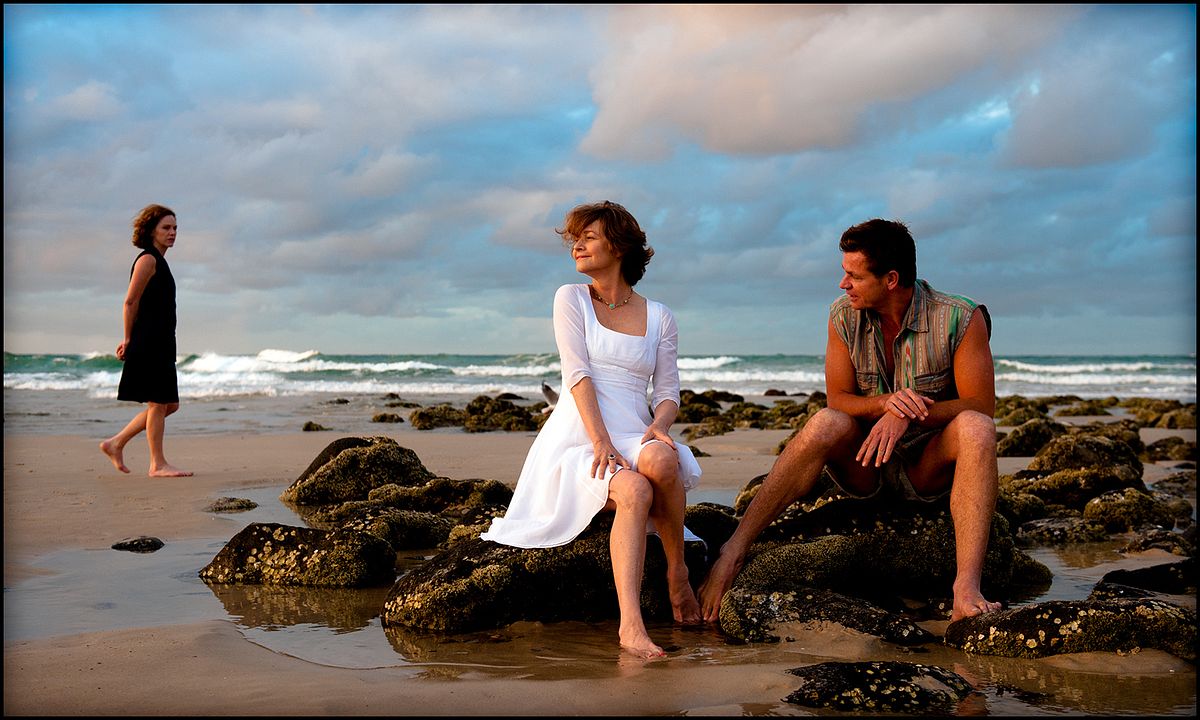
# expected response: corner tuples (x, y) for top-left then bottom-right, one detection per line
(99, 204), (192, 477)
(481, 201), (702, 658)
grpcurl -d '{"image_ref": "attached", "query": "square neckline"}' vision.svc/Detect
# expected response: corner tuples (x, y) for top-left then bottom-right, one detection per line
(580, 284), (648, 338)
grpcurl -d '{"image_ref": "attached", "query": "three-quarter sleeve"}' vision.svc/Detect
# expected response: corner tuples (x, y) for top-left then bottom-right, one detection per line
(553, 284), (592, 392)
(650, 304), (682, 411)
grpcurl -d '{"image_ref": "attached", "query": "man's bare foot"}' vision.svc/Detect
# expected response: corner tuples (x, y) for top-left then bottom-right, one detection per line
(949, 584), (1003, 622)
(99, 440), (130, 473)
(668, 567), (702, 625)
(698, 549), (743, 623)
(149, 464), (193, 477)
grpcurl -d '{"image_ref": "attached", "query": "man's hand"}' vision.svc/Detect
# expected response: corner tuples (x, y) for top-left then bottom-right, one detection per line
(885, 388), (933, 421)
(856, 412), (911, 467)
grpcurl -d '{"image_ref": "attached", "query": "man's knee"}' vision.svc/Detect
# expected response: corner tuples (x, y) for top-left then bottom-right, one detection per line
(787, 408), (857, 451)
(949, 410), (996, 452)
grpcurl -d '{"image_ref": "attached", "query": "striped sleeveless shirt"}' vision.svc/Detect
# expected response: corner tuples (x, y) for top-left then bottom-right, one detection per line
(829, 279), (990, 406)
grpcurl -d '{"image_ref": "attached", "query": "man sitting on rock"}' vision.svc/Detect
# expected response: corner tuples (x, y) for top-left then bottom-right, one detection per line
(699, 219), (1003, 623)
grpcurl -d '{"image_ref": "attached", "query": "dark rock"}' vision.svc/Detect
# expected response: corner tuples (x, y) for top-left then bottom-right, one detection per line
(1016, 517), (1108, 545)
(683, 502), (738, 557)
(280, 437), (435, 505)
(1099, 559), (1195, 595)
(381, 516), (706, 633)
(1144, 436), (1197, 462)
(199, 522), (395, 587)
(944, 598), (1196, 660)
(785, 661), (976, 713)
(340, 508), (456, 550)
(719, 587), (933, 645)
(292, 436), (377, 487)
(1024, 434), (1143, 478)
(997, 418), (1066, 457)
(409, 404), (468, 430)
(1121, 529), (1195, 556)
(995, 489), (1047, 526)
(371, 413), (405, 423)
(111, 536), (164, 553)
(1001, 466), (1145, 509)
(302, 421), (330, 431)
(1082, 488), (1175, 532)
(205, 497), (259, 513)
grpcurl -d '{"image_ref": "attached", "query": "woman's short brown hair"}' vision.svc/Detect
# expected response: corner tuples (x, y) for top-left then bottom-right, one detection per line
(131, 204), (175, 248)
(557, 200), (655, 286)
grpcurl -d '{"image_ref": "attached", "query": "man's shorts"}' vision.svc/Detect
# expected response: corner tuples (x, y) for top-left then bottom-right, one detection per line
(825, 427), (949, 503)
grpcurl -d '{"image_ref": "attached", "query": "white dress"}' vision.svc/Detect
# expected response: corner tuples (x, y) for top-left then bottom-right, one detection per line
(481, 283), (702, 548)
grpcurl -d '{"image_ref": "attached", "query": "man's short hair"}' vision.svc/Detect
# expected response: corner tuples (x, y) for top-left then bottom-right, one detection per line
(839, 219), (916, 287)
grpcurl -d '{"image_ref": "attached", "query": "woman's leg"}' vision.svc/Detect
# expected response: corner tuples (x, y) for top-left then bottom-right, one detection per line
(146, 402), (192, 477)
(100, 408), (150, 473)
(637, 442), (701, 624)
(604, 469), (663, 658)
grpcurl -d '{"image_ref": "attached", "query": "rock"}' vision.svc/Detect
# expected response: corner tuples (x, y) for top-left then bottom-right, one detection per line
(719, 587), (933, 645)
(205, 497), (259, 513)
(1016, 517), (1108, 545)
(339, 508), (456, 551)
(199, 522), (395, 587)
(381, 516), (706, 633)
(111, 536), (164, 553)
(280, 437), (435, 505)
(997, 418), (1066, 457)
(1024, 434), (1143, 478)
(785, 661), (976, 713)
(409, 404), (468, 430)
(1001, 466), (1145, 509)
(1099, 559), (1195, 595)
(371, 413), (405, 423)
(944, 598), (1196, 661)
(1120, 529), (1195, 556)
(1082, 488), (1175, 532)
(1143, 436), (1197, 462)
(302, 421), (330, 431)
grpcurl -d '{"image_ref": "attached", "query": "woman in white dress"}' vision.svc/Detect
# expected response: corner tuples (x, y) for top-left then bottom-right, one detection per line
(481, 201), (702, 658)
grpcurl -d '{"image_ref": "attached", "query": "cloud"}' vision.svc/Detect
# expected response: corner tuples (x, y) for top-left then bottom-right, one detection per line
(581, 4), (1081, 158)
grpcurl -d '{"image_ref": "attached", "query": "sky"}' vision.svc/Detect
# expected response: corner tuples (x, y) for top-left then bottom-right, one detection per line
(3, 4), (1196, 358)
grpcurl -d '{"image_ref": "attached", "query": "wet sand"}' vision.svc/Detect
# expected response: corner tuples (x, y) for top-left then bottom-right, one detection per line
(3, 418), (1196, 715)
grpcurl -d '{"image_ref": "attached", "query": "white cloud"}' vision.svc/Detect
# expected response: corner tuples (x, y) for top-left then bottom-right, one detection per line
(582, 4), (1081, 158)
(49, 80), (122, 120)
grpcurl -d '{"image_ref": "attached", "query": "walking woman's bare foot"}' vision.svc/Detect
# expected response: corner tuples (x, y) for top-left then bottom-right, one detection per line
(99, 440), (130, 473)
(668, 568), (702, 625)
(149, 464), (193, 477)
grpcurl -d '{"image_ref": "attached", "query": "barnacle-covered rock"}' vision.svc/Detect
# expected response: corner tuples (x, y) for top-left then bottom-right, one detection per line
(944, 598), (1195, 661)
(784, 661), (976, 713)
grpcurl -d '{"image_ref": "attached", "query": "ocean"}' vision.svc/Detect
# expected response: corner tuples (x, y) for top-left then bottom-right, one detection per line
(3, 350), (1195, 436)
(3, 349), (1195, 401)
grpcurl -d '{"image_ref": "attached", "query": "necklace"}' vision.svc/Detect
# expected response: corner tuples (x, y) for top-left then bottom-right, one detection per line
(590, 284), (633, 310)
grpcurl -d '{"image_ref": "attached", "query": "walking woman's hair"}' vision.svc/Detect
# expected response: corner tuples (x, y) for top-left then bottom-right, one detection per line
(131, 204), (176, 248)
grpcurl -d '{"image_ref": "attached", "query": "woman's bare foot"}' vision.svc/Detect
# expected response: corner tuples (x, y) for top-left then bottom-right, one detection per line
(668, 567), (702, 625)
(619, 631), (666, 659)
(950, 582), (1003, 622)
(149, 464), (193, 477)
(99, 439), (130, 473)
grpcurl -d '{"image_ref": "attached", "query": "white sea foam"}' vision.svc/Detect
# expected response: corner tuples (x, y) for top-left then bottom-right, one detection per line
(676, 356), (742, 370)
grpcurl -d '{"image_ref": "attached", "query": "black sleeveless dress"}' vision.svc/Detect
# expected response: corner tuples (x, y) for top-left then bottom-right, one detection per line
(117, 247), (179, 404)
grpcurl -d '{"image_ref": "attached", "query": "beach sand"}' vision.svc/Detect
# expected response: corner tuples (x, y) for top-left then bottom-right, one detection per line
(3, 420), (1196, 716)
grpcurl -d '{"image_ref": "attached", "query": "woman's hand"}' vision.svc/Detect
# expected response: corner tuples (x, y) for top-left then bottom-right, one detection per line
(115, 341), (127, 361)
(591, 439), (629, 479)
(640, 424), (676, 449)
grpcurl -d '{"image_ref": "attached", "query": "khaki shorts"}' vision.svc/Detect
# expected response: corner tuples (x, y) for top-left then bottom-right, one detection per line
(825, 427), (948, 503)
